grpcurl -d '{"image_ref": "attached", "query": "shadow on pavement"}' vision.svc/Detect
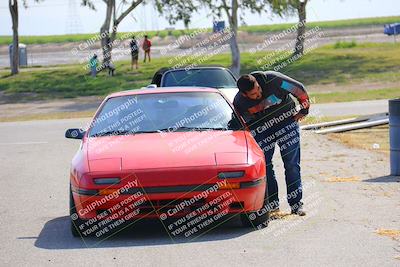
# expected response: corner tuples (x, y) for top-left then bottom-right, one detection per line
(33, 215), (253, 250)
(363, 175), (400, 183)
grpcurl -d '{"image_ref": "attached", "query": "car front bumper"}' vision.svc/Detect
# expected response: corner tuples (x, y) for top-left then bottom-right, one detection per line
(72, 177), (266, 220)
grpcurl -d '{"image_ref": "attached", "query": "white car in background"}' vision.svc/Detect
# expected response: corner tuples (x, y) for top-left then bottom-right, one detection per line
(150, 66), (239, 102)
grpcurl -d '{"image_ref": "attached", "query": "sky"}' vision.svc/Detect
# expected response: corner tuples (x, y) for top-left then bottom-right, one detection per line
(0, 0), (399, 36)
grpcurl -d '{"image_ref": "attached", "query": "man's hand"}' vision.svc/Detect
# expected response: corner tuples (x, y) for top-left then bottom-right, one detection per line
(293, 112), (307, 122)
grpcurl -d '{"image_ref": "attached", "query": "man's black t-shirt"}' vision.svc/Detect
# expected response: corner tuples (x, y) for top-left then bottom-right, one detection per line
(233, 71), (309, 130)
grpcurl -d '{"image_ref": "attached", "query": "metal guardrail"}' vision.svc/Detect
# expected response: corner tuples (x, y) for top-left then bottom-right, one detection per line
(301, 112), (389, 133)
(314, 118), (389, 134)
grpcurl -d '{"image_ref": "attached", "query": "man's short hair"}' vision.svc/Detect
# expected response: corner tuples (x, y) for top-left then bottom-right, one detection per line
(237, 74), (257, 93)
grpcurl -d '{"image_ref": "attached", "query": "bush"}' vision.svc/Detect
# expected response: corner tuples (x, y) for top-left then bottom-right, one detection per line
(334, 40), (357, 49)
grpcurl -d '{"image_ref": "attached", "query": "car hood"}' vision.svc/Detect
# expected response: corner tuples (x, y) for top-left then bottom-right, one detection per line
(218, 87), (239, 103)
(87, 131), (248, 171)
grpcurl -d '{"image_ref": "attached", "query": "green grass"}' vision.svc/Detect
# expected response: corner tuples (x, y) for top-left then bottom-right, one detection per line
(333, 40), (357, 49)
(0, 29), (201, 46)
(1, 42), (399, 102)
(0, 55), (189, 100)
(277, 42), (400, 85)
(310, 87), (400, 103)
(1, 15), (399, 45)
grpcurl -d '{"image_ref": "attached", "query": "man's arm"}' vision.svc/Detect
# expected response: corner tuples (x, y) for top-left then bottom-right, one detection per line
(239, 110), (256, 125)
(265, 71), (310, 120)
(233, 102), (254, 124)
(233, 95), (256, 125)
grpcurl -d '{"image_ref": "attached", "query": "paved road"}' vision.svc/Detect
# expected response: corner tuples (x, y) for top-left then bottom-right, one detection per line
(311, 99), (389, 117)
(0, 118), (398, 266)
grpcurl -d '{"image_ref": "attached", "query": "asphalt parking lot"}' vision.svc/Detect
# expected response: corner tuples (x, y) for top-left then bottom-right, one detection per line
(0, 118), (399, 266)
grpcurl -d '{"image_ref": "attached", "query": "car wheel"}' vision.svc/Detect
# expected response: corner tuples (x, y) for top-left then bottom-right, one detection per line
(240, 206), (270, 229)
(69, 186), (84, 237)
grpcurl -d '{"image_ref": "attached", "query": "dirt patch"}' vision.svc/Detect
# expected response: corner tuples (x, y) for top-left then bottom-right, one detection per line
(0, 95), (101, 120)
(327, 125), (389, 155)
(376, 229), (400, 239)
(326, 176), (361, 182)
(270, 211), (295, 220)
(0, 26), (383, 55)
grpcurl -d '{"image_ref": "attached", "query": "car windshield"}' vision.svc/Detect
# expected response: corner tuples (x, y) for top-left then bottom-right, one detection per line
(162, 69), (237, 88)
(89, 92), (243, 137)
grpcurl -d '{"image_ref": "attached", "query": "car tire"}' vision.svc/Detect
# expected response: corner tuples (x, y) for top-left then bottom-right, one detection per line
(69, 186), (84, 237)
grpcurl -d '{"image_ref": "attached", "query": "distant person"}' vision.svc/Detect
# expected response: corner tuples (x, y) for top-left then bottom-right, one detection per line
(142, 35), (152, 63)
(130, 36), (139, 70)
(89, 54), (98, 77)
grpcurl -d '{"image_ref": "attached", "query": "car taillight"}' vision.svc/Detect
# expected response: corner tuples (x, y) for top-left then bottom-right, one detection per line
(93, 177), (120, 185)
(217, 171), (245, 179)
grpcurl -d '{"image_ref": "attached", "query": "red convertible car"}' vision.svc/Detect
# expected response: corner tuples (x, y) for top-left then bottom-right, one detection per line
(66, 87), (268, 237)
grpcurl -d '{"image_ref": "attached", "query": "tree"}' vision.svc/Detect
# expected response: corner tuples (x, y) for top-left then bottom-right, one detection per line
(9, 0), (19, 75)
(292, 0), (308, 57)
(205, 0), (241, 76)
(201, 0), (276, 76)
(8, 0), (43, 75)
(155, 1), (197, 30)
(268, 0), (310, 57)
(82, 0), (143, 69)
(157, 0), (272, 76)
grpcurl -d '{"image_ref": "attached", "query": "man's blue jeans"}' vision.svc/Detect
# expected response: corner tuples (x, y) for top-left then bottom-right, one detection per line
(251, 117), (303, 209)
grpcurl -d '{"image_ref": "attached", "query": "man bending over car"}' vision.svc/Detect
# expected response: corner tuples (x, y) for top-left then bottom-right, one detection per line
(233, 71), (310, 217)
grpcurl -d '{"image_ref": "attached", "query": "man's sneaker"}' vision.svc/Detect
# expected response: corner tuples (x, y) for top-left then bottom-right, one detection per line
(291, 204), (306, 216)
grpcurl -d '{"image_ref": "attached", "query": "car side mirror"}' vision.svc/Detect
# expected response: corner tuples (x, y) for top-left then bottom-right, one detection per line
(65, 128), (85, 139)
(147, 84), (157, 89)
